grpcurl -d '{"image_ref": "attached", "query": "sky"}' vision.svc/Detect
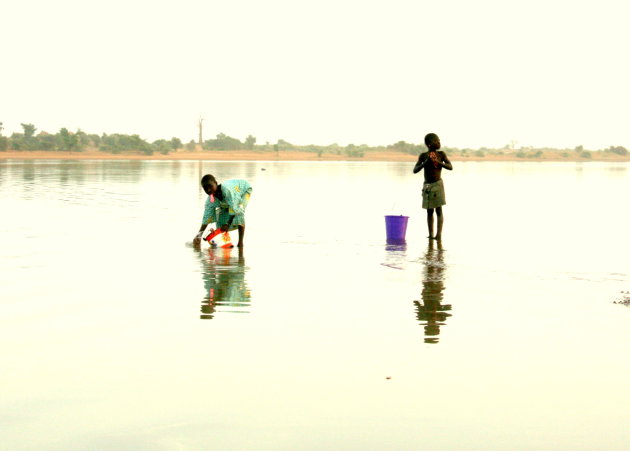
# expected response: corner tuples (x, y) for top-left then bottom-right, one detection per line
(1, 0), (629, 150)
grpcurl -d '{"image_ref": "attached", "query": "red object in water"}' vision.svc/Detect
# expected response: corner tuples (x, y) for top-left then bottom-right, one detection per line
(203, 229), (233, 248)
(204, 228), (223, 242)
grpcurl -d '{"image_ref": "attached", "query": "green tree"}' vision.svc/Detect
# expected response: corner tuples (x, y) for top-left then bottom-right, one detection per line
(75, 129), (89, 147)
(607, 145), (628, 156)
(203, 133), (243, 150)
(99, 133), (151, 154)
(344, 144), (365, 157)
(19, 123), (40, 150)
(36, 133), (56, 150)
(10, 133), (25, 150)
(99, 133), (118, 153)
(152, 139), (172, 155)
(327, 143), (341, 153)
(0, 121), (6, 150)
(21, 123), (36, 139)
(245, 135), (256, 150)
(170, 137), (182, 150)
(185, 140), (196, 151)
(388, 140), (427, 156)
(57, 128), (81, 152)
(275, 139), (292, 151)
(87, 134), (101, 147)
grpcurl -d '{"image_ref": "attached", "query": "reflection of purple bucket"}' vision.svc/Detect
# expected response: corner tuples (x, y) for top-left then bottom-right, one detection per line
(385, 215), (409, 242)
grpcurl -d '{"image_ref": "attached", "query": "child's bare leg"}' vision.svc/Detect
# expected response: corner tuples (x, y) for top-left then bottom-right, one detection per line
(426, 209), (435, 239)
(435, 207), (443, 240)
(237, 225), (245, 247)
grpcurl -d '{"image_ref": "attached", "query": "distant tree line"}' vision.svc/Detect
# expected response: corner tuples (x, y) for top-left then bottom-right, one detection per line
(0, 123), (182, 155)
(0, 122), (427, 158)
(604, 145), (629, 156)
(1, 122), (628, 159)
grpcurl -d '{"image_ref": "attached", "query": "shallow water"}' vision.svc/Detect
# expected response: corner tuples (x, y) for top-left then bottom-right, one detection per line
(1, 159), (629, 450)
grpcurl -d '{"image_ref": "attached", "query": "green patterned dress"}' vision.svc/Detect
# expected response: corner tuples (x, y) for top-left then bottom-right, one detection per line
(202, 179), (252, 230)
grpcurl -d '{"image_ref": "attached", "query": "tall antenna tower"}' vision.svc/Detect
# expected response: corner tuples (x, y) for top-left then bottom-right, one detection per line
(198, 117), (204, 145)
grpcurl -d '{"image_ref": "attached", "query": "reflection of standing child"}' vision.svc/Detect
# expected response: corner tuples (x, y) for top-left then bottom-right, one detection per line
(413, 133), (453, 240)
(414, 239), (451, 344)
(193, 174), (252, 248)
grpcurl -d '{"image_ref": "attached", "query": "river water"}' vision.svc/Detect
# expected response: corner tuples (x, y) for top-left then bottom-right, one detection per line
(1, 159), (629, 450)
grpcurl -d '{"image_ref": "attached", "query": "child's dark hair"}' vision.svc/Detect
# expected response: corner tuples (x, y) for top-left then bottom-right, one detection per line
(424, 133), (440, 150)
(200, 174), (217, 186)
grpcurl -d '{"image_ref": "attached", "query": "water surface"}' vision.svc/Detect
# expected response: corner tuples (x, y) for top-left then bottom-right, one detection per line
(1, 159), (629, 450)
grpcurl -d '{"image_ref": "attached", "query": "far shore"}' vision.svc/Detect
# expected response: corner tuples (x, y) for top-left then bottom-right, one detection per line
(1, 149), (629, 163)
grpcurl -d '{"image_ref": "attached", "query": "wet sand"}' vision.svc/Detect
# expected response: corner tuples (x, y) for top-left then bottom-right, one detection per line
(1, 149), (629, 162)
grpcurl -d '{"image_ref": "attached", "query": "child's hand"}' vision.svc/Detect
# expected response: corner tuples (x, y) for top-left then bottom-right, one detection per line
(429, 151), (439, 167)
(220, 224), (229, 232)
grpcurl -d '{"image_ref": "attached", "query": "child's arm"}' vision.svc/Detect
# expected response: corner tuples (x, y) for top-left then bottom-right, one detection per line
(194, 197), (217, 244)
(194, 223), (216, 244)
(193, 224), (206, 245)
(413, 154), (427, 173)
(439, 153), (453, 170)
(220, 216), (235, 232)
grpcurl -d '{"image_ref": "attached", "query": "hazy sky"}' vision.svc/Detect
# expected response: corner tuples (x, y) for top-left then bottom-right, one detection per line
(2, 0), (628, 149)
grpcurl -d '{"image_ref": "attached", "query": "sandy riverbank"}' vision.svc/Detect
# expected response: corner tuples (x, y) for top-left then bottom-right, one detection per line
(1, 149), (629, 162)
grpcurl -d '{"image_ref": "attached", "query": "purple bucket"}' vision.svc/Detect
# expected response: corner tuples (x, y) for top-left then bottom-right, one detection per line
(385, 215), (409, 242)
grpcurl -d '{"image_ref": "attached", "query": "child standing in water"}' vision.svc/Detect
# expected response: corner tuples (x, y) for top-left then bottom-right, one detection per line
(413, 133), (453, 240)
(193, 174), (252, 248)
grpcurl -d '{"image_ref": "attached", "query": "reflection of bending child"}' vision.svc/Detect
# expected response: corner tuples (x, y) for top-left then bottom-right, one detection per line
(193, 174), (252, 248)
(413, 133), (453, 240)
(200, 247), (251, 320)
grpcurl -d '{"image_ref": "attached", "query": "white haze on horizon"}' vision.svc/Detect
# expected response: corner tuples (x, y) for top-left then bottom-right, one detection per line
(1, 0), (629, 150)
